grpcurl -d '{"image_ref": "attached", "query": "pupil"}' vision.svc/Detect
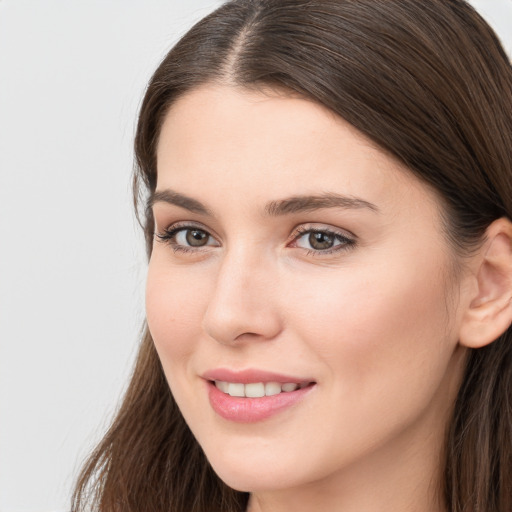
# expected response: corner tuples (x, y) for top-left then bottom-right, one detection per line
(309, 232), (334, 250)
(186, 229), (208, 246)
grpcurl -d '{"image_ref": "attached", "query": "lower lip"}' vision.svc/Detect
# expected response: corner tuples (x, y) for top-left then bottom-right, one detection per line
(206, 381), (315, 423)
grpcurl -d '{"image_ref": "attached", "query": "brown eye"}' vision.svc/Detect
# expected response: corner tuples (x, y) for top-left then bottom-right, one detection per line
(292, 228), (355, 254)
(186, 229), (209, 246)
(308, 231), (335, 250)
(156, 225), (219, 251)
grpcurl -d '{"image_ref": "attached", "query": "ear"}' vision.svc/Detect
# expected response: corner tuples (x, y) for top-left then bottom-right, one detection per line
(459, 218), (512, 349)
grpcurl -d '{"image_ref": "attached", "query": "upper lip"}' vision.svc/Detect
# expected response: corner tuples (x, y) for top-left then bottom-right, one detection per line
(202, 368), (315, 384)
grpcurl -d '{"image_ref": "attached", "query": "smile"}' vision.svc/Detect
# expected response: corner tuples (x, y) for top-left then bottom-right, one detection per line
(214, 380), (311, 397)
(206, 379), (316, 423)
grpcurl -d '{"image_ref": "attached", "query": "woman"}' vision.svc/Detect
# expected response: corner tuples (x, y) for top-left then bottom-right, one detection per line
(72, 1), (512, 511)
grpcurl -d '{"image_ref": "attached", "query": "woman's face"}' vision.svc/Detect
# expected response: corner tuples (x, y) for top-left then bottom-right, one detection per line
(146, 85), (468, 496)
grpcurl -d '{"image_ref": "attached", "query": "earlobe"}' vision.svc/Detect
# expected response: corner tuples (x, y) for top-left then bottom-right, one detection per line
(459, 218), (512, 349)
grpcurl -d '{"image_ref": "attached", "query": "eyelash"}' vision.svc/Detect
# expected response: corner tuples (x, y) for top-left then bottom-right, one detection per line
(155, 223), (215, 254)
(155, 223), (356, 256)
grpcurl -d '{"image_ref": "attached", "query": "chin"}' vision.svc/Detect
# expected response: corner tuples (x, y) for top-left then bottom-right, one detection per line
(203, 444), (317, 493)
(212, 465), (295, 493)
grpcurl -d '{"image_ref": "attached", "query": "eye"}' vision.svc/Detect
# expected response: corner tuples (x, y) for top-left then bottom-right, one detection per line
(291, 227), (355, 254)
(176, 228), (211, 247)
(155, 225), (219, 251)
(304, 231), (336, 250)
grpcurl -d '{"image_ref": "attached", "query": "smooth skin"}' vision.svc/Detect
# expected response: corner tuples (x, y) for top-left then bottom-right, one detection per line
(146, 85), (512, 512)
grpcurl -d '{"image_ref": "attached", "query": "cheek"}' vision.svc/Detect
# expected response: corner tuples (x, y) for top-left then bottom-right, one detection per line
(267, 255), (461, 475)
(145, 255), (211, 370)
(285, 254), (457, 411)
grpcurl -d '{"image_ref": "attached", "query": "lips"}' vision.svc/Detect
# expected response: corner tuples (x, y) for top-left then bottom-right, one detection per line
(202, 369), (316, 422)
(202, 368), (315, 384)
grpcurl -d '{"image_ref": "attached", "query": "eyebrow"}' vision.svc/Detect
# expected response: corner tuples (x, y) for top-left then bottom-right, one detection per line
(147, 189), (213, 216)
(265, 193), (379, 215)
(148, 189), (379, 216)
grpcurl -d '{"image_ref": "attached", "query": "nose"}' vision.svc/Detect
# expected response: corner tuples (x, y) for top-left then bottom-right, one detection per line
(202, 248), (283, 345)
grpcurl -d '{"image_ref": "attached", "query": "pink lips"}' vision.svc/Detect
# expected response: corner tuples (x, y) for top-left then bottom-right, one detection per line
(203, 369), (315, 423)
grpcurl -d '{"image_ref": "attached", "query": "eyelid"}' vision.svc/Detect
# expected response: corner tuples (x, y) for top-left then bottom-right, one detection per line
(155, 220), (212, 236)
(290, 223), (356, 242)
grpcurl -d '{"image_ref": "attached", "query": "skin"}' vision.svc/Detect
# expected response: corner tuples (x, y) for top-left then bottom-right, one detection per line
(146, 85), (474, 512)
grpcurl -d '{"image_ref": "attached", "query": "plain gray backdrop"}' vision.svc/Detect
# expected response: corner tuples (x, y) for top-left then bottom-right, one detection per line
(0, 1), (510, 511)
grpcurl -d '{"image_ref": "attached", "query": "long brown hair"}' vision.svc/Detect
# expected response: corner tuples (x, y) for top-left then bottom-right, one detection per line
(72, 1), (512, 510)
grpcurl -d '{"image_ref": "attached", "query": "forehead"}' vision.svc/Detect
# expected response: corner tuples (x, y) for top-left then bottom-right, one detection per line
(158, 85), (376, 170)
(156, 84), (440, 220)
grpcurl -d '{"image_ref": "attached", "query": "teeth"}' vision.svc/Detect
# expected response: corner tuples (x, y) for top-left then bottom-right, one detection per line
(215, 380), (308, 397)
(245, 382), (265, 398)
(227, 383), (245, 397)
(215, 380), (229, 393)
(265, 382), (282, 396)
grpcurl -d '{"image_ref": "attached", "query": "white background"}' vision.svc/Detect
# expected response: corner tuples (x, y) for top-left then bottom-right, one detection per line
(0, 1), (510, 511)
